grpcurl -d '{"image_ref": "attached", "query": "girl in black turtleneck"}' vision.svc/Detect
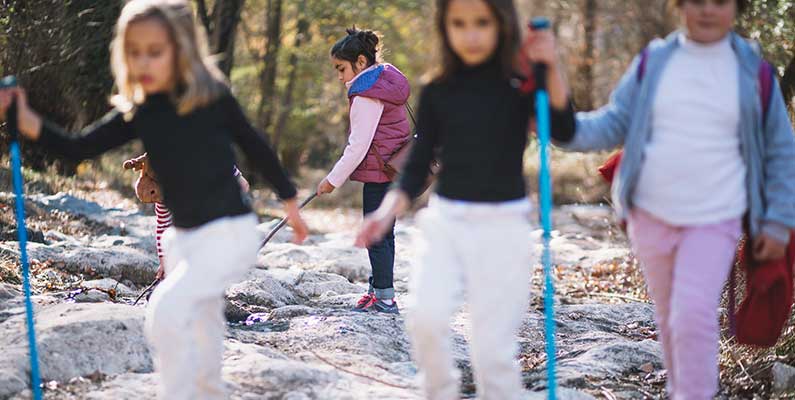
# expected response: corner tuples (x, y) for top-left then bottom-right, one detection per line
(355, 0), (573, 398)
(0, 1), (308, 398)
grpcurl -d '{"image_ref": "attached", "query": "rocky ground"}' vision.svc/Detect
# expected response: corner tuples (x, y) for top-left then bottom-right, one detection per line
(0, 188), (792, 399)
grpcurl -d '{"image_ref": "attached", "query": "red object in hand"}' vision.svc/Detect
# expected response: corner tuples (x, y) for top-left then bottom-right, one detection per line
(734, 233), (795, 347)
(597, 151), (623, 183)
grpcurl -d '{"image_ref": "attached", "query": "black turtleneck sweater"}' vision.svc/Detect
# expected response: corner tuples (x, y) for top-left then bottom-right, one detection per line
(38, 92), (297, 228)
(398, 60), (576, 202)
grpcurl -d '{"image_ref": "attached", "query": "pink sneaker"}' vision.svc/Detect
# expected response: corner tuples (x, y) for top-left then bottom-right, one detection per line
(353, 293), (376, 311)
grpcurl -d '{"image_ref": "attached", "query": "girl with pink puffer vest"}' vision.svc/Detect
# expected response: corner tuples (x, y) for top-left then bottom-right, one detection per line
(317, 27), (411, 314)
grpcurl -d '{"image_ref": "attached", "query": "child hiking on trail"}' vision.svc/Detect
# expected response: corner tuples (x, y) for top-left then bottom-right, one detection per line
(317, 27), (411, 314)
(0, 1), (309, 399)
(356, 0), (574, 398)
(526, 0), (795, 398)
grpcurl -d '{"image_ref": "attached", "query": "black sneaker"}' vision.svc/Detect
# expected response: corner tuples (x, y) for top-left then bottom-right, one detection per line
(366, 299), (400, 314)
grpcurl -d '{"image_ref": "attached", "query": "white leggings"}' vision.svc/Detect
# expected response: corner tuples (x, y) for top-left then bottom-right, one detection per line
(407, 196), (534, 400)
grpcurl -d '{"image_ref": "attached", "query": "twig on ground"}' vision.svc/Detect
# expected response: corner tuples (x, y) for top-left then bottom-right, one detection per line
(730, 349), (755, 384)
(600, 386), (618, 400)
(132, 278), (160, 306)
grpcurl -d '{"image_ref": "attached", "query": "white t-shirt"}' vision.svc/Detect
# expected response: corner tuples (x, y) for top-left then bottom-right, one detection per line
(634, 33), (747, 225)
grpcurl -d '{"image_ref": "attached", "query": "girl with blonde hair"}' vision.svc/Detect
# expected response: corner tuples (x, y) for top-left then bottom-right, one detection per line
(0, 1), (309, 398)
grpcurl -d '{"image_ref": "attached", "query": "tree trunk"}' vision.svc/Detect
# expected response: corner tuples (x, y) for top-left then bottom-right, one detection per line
(578, 0), (597, 110)
(257, 0), (283, 132)
(211, 0), (245, 77)
(195, 0), (212, 36)
(780, 53), (795, 112)
(273, 2), (309, 164)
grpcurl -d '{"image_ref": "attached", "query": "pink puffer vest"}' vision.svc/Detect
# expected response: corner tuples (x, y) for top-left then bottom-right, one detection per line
(348, 64), (411, 183)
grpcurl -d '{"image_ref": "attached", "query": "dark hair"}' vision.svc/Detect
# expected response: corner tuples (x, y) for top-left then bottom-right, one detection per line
(434, 0), (520, 81)
(670, 0), (747, 13)
(330, 27), (381, 69)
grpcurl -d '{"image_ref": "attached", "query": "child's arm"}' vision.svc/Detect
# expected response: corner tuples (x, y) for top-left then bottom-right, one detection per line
(560, 55), (645, 152)
(319, 97), (384, 195)
(224, 94), (297, 201)
(233, 166), (250, 192)
(396, 86), (439, 201)
(758, 73), (795, 245)
(0, 87), (136, 160)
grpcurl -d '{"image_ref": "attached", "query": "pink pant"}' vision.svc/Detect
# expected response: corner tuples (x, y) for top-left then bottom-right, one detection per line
(627, 208), (741, 400)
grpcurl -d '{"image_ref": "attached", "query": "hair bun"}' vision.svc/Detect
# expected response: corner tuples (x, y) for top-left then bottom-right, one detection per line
(358, 30), (379, 52)
(345, 27), (379, 57)
(331, 26), (382, 67)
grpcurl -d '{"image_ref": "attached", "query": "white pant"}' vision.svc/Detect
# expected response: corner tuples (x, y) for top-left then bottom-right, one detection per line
(145, 213), (260, 400)
(407, 196), (534, 400)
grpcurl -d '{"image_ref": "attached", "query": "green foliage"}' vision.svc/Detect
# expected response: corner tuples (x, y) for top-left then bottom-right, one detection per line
(739, 0), (795, 71)
(233, 0), (432, 173)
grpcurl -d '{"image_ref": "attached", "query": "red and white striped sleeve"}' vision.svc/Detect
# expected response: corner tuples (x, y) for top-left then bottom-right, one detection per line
(154, 202), (173, 261)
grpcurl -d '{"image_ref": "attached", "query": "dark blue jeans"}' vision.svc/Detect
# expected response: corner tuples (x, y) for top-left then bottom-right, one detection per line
(363, 182), (395, 300)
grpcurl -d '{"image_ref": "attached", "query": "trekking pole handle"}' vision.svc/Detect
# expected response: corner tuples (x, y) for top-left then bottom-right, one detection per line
(1, 76), (19, 142)
(529, 18), (551, 91)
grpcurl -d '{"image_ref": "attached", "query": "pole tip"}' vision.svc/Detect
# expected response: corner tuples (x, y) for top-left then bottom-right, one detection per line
(529, 17), (551, 31)
(0, 76), (18, 89)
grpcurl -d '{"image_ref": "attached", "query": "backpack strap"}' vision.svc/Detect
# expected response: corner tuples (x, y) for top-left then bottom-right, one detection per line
(405, 102), (418, 127)
(636, 48), (649, 83)
(365, 140), (388, 171)
(758, 60), (774, 123)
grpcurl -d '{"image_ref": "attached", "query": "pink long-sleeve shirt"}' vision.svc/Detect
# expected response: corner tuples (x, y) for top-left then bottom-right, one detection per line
(326, 65), (385, 188)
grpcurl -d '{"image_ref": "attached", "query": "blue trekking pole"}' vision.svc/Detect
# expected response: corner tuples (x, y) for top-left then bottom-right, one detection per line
(530, 17), (557, 400)
(1, 76), (43, 400)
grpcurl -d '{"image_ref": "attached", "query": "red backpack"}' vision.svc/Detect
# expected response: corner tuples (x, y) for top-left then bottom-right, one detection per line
(597, 48), (794, 347)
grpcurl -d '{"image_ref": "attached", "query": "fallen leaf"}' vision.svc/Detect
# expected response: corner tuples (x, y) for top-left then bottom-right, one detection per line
(639, 362), (654, 374)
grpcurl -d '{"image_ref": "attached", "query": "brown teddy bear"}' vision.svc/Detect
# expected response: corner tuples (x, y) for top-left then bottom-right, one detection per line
(123, 153), (162, 204)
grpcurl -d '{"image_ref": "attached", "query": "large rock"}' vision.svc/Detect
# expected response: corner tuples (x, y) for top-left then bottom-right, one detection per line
(0, 283), (20, 301)
(268, 269), (363, 298)
(226, 268), (365, 312)
(226, 269), (303, 309)
(65, 341), (421, 400)
(82, 372), (158, 400)
(554, 339), (662, 386)
(0, 303), (151, 398)
(223, 340), (420, 400)
(520, 304), (661, 392)
(0, 242), (157, 286)
(772, 362), (795, 394)
(260, 243), (371, 283)
(29, 193), (157, 253)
